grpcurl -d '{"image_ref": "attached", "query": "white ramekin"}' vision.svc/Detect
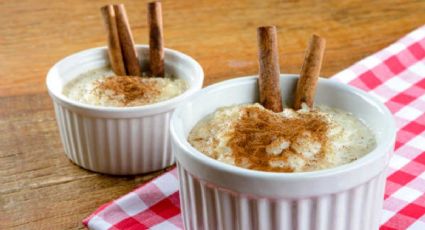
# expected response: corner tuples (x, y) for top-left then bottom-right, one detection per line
(46, 45), (203, 175)
(170, 75), (396, 230)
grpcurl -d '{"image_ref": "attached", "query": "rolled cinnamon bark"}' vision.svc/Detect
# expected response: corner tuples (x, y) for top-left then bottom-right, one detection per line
(114, 4), (141, 76)
(100, 5), (126, 76)
(293, 34), (326, 110)
(257, 26), (283, 112)
(148, 1), (164, 77)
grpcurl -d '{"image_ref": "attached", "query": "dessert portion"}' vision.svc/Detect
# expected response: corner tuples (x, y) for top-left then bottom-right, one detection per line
(63, 68), (187, 107)
(188, 27), (376, 173)
(188, 103), (376, 172)
(63, 3), (186, 107)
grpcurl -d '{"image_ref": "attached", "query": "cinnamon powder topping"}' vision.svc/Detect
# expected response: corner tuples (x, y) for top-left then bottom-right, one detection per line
(228, 106), (329, 172)
(96, 76), (160, 104)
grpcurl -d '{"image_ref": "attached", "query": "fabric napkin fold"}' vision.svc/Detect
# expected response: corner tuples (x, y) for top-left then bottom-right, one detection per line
(84, 25), (425, 230)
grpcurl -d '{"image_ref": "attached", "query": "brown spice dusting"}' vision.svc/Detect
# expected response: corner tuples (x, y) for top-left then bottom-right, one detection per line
(96, 76), (160, 104)
(228, 106), (329, 172)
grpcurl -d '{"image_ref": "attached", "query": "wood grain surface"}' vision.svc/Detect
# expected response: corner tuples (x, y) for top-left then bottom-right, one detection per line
(1, 0), (424, 229)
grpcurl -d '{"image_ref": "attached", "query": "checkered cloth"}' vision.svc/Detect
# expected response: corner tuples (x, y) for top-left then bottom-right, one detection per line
(83, 25), (425, 230)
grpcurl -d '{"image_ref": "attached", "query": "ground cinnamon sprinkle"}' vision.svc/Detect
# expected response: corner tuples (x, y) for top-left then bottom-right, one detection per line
(228, 106), (329, 172)
(96, 76), (160, 104)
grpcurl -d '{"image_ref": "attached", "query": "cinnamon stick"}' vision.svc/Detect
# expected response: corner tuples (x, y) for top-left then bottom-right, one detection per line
(257, 26), (283, 113)
(293, 34), (326, 110)
(114, 4), (141, 76)
(100, 5), (126, 76)
(148, 1), (165, 77)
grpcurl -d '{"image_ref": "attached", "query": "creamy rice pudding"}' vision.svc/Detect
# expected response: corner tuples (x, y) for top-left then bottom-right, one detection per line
(188, 103), (376, 172)
(63, 67), (187, 107)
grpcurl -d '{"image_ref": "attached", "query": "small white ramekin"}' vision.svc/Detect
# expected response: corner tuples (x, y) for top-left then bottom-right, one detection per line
(46, 45), (203, 175)
(170, 75), (396, 230)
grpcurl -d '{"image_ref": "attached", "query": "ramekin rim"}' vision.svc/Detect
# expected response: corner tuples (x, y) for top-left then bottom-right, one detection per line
(170, 75), (396, 180)
(46, 45), (204, 113)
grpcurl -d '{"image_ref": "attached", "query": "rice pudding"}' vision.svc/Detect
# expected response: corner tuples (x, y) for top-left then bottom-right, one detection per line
(188, 103), (376, 172)
(63, 67), (187, 107)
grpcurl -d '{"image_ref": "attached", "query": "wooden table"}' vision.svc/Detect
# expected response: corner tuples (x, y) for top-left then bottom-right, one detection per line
(1, 0), (424, 228)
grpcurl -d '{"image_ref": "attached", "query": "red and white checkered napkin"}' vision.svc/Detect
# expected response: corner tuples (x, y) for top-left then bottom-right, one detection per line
(84, 25), (425, 230)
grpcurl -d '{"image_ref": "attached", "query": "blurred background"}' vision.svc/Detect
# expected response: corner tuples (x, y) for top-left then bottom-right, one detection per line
(1, 0), (424, 97)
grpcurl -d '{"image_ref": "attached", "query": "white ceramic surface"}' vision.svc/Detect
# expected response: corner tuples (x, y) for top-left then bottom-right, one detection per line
(46, 45), (204, 175)
(170, 75), (396, 230)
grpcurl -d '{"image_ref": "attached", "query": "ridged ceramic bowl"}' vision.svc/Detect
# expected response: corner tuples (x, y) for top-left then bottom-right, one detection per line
(170, 75), (396, 230)
(46, 45), (203, 175)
